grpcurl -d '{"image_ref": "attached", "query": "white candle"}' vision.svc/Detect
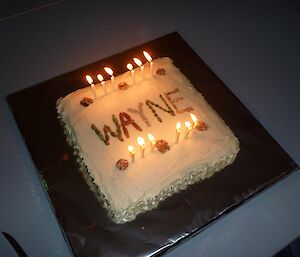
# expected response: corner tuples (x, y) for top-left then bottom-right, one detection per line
(147, 133), (156, 152)
(137, 136), (145, 158)
(150, 62), (153, 76)
(128, 145), (136, 163)
(143, 51), (153, 76)
(133, 58), (144, 81)
(111, 76), (115, 90)
(176, 122), (181, 144)
(97, 74), (107, 94)
(184, 121), (192, 139)
(141, 66), (145, 80)
(127, 63), (135, 84)
(104, 67), (115, 91)
(85, 75), (97, 99)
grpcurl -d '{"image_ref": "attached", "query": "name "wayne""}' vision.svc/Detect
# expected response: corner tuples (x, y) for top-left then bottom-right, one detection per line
(91, 88), (193, 145)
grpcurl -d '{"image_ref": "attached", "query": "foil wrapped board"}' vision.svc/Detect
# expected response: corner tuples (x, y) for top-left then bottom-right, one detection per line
(7, 32), (298, 257)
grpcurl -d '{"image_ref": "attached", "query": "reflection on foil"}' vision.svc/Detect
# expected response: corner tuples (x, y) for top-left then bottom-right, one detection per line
(66, 232), (86, 248)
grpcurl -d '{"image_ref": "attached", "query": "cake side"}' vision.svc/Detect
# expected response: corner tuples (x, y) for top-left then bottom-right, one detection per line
(57, 57), (239, 223)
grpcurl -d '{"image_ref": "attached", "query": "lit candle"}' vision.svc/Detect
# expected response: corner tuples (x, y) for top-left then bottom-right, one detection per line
(104, 67), (115, 91)
(127, 63), (135, 84)
(143, 51), (153, 76)
(137, 136), (145, 158)
(176, 122), (181, 144)
(85, 75), (97, 99)
(97, 74), (107, 94)
(184, 121), (192, 139)
(133, 58), (144, 80)
(128, 145), (136, 163)
(189, 113), (199, 129)
(147, 133), (156, 152)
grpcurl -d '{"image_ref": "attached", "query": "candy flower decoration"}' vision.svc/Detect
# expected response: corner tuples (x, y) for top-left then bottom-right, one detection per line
(184, 121), (192, 139)
(143, 51), (153, 76)
(97, 74), (107, 94)
(86, 75), (97, 99)
(127, 63), (135, 84)
(176, 122), (181, 144)
(80, 97), (93, 107)
(116, 158), (129, 170)
(133, 57), (144, 80)
(155, 140), (170, 153)
(128, 145), (136, 163)
(137, 136), (145, 158)
(104, 67), (115, 91)
(147, 133), (156, 152)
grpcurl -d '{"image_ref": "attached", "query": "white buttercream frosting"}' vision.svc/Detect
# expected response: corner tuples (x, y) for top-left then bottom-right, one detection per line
(57, 57), (239, 223)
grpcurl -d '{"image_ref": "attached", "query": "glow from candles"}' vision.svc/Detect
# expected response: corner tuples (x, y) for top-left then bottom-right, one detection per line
(190, 113), (199, 128)
(143, 51), (152, 62)
(104, 67), (115, 90)
(147, 133), (156, 152)
(176, 122), (181, 144)
(133, 57), (144, 80)
(127, 63), (135, 84)
(128, 145), (136, 163)
(86, 75), (93, 84)
(128, 145), (135, 153)
(97, 74), (107, 94)
(97, 74), (103, 82)
(104, 67), (113, 76)
(133, 58), (142, 67)
(184, 121), (192, 139)
(85, 75), (97, 99)
(137, 136), (145, 158)
(176, 122), (182, 131)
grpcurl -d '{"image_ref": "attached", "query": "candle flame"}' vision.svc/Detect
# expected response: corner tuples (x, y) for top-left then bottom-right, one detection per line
(97, 74), (104, 82)
(137, 136), (145, 147)
(143, 51), (152, 62)
(133, 58), (143, 67)
(185, 121), (192, 130)
(86, 75), (93, 85)
(176, 122), (181, 131)
(147, 133), (156, 144)
(128, 145), (135, 154)
(127, 63), (133, 71)
(104, 67), (114, 76)
(190, 113), (198, 124)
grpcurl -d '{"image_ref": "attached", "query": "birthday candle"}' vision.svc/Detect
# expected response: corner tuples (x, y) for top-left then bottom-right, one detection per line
(128, 145), (136, 163)
(85, 75), (97, 99)
(127, 63), (135, 84)
(104, 67), (115, 91)
(143, 51), (153, 76)
(137, 136), (145, 158)
(133, 58), (144, 80)
(176, 122), (181, 144)
(147, 133), (156, 152)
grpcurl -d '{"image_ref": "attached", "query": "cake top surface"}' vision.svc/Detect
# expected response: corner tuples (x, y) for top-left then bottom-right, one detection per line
(57, 57), (239, 212)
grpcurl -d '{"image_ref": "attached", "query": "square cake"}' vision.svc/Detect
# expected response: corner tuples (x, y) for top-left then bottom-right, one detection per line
(57, 57), (239, 223)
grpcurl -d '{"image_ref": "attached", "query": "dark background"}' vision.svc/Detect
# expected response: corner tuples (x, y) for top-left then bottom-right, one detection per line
(0, 1), (299, 257)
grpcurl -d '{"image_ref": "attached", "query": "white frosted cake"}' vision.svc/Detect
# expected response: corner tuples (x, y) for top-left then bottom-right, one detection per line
(57, 57), (239, 223)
